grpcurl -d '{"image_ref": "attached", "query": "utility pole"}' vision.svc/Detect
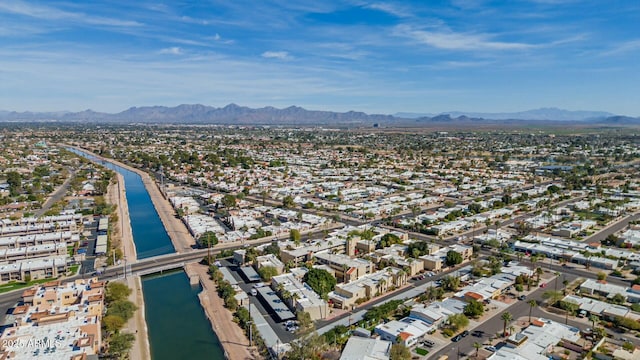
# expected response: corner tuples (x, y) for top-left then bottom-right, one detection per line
(248, 301), (252, 347)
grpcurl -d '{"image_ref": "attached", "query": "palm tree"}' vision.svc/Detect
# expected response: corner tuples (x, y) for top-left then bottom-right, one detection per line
(543, 290), (564, 306)
(536, 267), (544, 284)
(562, 279), (570, 295)
(530, 254), (539, 276)
(589, 315), (599, 331)
(473, 342), (482, 358)
(554, 272), (560, 291)
(528, 300), (538, 322)
(501, 312), (513, 337)
(565, 303), (578, 324)
(378, 279), (387, 296)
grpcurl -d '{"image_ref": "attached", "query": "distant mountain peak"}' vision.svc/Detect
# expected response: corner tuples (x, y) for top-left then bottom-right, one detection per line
(0, 104), (634, 126)
(396, 107), (614, 121)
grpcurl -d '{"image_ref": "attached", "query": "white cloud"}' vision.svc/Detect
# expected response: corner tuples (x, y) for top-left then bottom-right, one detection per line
(601, 39), (640, 56)
(366, 3), (412, 17)
(394, 25), (534, 51)
(261, 51), (289, 59)
(159, 47), (182, 55)
(0, 0), (142, 27)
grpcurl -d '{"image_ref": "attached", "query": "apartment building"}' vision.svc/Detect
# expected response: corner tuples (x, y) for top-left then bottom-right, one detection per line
(328, 267), (407, 310)
(271, 273), (329, 321)
(279, 238), (346, 264)
(0, 278), (105, 358)
(255, 254), (285, 275)
(419, 244), (473, 272)
(0, 257), (68, 284)
(314, 252), (373, 283)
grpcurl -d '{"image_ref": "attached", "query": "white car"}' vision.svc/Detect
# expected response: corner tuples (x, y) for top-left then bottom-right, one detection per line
(485, 346), (497, 352)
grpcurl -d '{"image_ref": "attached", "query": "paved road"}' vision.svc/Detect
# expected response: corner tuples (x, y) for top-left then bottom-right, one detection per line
(34, 168), (75, 218)
(429, 275), (565, 360)
(584, 212), (640, 243)
(430, 271), (639, 360)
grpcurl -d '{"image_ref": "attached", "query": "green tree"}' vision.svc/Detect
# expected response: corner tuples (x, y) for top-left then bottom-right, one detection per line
(597, 272), (607, 281)
(445, 250), (463, 266)
(501, 312), (513, 336)
(377, 233), (402, 249)
(528, 300), (538, 323)
(286, 332), (328, 360)
(441, 275), (460, 291)
(258, 266), (279, 281)
(103, 315), (125, 334)
(296, 311), (314, 336)
(106, 300), (138, 322)
(108, 332), (135, 358)
(6, 171), (22, 196)
(283, 195), (295, 208)
(611, 293), (626, 305)
(447, 313), (469, 331)
(197, 231), (218, 248)
(303, 268), (337, 299)
(106, 282), (132, 303)
(390, 343), (412, 360)
(290, 229), (301, 245)
(543, 290), (564, 306)
(221, 194), (236, 208)
(473, 342), (482, 357)
(463, 299), (484, 318)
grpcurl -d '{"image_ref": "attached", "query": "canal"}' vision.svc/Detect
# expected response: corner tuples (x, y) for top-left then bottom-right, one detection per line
(143, 271), (225, 360)
(68, 148), (175, 259)
(69, 147), (225, 359)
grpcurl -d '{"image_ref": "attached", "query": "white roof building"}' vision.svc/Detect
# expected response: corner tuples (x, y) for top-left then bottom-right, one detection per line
(488, 318), (581, 360)
(339, 336), (392, 360)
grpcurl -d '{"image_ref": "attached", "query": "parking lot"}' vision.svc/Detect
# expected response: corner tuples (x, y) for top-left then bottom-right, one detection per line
(217, 259), (297, 343)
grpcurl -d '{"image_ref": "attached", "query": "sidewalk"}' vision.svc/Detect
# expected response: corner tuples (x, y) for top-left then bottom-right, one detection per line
(123, 276), (150, 360)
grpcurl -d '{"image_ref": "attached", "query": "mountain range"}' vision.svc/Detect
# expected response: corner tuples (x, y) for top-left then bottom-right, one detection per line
(0, 104), (637, 126)
(395, 108), (614, 121)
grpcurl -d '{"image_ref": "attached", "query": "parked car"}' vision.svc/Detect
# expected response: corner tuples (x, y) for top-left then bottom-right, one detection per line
(485, 346), (497, 352)
(451, 335), (462, 342)
(422, 339), (435, 347)
(518, 295), (526, 301)
(461, 330), (469, 337)
(540, 283), (547, 288)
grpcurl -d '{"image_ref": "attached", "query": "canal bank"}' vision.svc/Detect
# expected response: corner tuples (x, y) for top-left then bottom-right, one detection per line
(69, 145), (226, 359)
(67, 145), (195, 255)
(142, 270), (226, 360)
(185, 263), (259, 360)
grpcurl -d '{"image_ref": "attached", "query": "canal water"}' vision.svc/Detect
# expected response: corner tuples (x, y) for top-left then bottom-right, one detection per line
(68, 148), (175, 259)
(69, 147), (225, 359)
(142, 271), (225, 360)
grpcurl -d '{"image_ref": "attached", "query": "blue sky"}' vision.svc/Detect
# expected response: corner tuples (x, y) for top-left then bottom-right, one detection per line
(1, 0), (639, 115)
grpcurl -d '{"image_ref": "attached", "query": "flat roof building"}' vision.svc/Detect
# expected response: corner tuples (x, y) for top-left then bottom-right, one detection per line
(339, 336), (392, 360)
